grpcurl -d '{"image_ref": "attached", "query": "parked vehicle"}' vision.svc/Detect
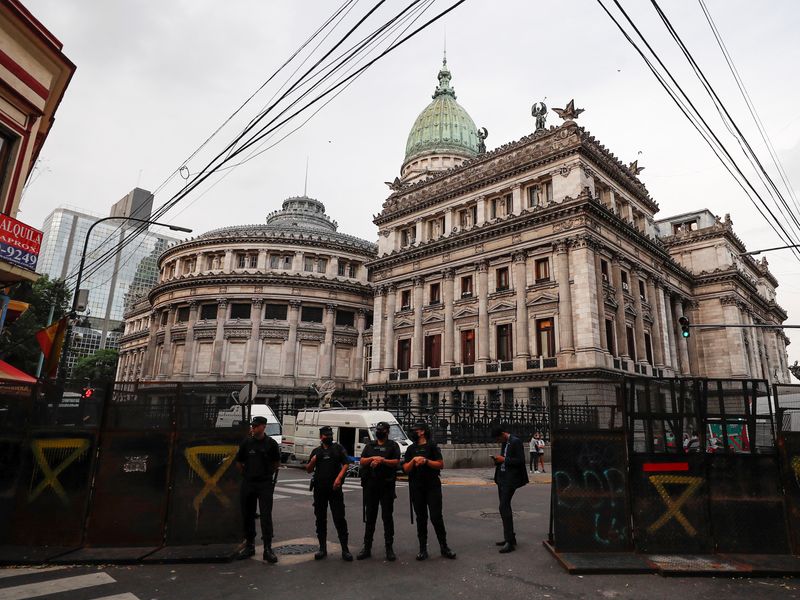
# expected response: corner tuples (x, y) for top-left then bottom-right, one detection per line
(281, 409), (412, 467)
(215, 401), (281, 446)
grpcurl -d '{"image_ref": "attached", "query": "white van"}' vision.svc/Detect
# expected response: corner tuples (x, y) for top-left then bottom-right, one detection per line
(282, 409), (411, 463)
(215, 402), (281, 447)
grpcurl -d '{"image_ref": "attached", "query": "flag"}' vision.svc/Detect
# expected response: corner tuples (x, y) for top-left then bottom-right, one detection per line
(35, 316), (68, 379)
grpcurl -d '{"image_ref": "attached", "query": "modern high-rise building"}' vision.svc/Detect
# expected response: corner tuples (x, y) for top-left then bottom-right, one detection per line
(37, 188), (179, 373)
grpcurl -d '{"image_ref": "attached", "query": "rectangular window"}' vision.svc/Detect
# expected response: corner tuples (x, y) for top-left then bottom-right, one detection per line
(265, 304), (287, 320)
(639, 280), (646, 301)
(176, 306), (190, 322)
(644, 332), (653, 365)
(236, 253), (246, 269)
(200, 303), (217, 320)
(317, 258), (328, 273)
(397, 339), (411, 371)
(461, 329), (475, 365)
(401, 289), (411, 310)
(544, 181), (553, 203)
(429, 282), (441, 305)
(206, 256), (215, 270)
(304, 257), (315, 272)
(497, 323), (513, 361)
(527, 185), (538, 208)
(504, 193), (513, 214)
(301, 306), (323, 323)
(621, 271), (629, 292)
(160, 312), (168, 326)
(338, 262), (347, 276)
(249, 254), (258, 268)
(536, 318), (555, 357)
(601, 259), (609, 282)
(461, 275), (473, 298)
(230, 303), (251, 320)
(424, 334), (441, 368)
(335, 310), (355, 327)
(349, 264), (357, 278)
(496, 267), (510, 291)
(270, 255), (280, 269)
(459, 206), (476, 228)
(534, 258), (550, 282)
(626, 325), (636, 361)
(282, 256), (292, 270)
(605, 319), (615, 355)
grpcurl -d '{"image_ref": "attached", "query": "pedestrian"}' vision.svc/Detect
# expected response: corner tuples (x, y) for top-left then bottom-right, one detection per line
(491, 423), (528, 553)
(535, 432), (546, 473)
(402, 420), (457, 561)
(305, 426), (353, 561)
(529, 434), (537, 473)
(358, 421), (401, 561)
(235, 415), (281, 563)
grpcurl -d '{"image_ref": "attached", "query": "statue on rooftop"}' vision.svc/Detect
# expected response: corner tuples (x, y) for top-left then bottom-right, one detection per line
(531, 101), (548, 131)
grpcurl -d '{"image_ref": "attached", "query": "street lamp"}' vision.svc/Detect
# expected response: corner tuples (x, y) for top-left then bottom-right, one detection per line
(59, 216), (192, 380)
(740, 244), (800, 257)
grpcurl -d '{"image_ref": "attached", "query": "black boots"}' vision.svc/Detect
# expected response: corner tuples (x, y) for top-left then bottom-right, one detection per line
(498, 542), (515, 554)
(356, 543), (372, 560)
(385, 543), (396, 562)
(263, 541), (278, 563)
(314, 538), (327, 560)
(440, 545), (457, 559)
(340, 537), (353, 561)
(237, 542), (255, 560)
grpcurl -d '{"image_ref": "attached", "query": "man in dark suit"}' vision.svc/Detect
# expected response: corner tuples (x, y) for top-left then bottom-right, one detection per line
(491, 423), (528, 553)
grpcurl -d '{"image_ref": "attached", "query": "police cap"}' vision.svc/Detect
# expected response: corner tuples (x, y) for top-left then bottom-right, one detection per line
(375, 421), (390, 431)
(411, 420), (429, 432)
(251, 415), (268, 426)
(319, 425), (333, 436)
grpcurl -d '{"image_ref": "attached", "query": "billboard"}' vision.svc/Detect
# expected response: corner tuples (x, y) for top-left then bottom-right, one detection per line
(0, 214), (42, 271)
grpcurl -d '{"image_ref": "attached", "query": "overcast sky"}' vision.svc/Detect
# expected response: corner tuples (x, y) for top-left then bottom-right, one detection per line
(20, 0), (800, 366)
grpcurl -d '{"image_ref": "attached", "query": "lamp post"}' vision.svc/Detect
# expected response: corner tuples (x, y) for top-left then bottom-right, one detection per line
(740, 244), (800, 256)
(58, 216), (192, 381)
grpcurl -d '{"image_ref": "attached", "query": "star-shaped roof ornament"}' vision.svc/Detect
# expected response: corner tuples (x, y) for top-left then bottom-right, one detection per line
(552, 99), (585, 121)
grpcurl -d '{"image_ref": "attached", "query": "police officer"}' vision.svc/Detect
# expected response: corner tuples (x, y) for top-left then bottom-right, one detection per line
(491, 423), (528, 553)
(358, 421), (401, 561)
(402, 420), (456, 561)
(235, 415), (281, 563)
(305, 426), (353, 561)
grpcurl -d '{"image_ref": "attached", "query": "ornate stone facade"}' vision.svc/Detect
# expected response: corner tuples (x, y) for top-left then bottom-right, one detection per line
(116, 196), (376, 400)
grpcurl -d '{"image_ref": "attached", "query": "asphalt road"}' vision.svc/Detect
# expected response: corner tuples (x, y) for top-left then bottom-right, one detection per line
(1, 467), (798, 600)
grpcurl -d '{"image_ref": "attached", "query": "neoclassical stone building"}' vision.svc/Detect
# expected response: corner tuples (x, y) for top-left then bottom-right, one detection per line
(364, 59), (790, 407)
(116, 197), (376, 400)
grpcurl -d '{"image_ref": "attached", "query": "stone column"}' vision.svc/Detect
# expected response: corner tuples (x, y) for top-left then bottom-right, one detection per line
(246, 298), (263, 377)
(257, 249), (267, 271)
(663, 289), (678, 370)
(194, 253), (204, 275)
(757, 326), (770, 381)
(477, 261), (490, 363)
(443, 269), (455, 365)
(476, 196), (486, 226)
(612, 256), (627, 358)
(159, 305), (175, 377)
(672, 297), (690, 375)
(210, 298), (228, 375)
(415, 219), (424, 246)
(744, 311), (761, 377)
(570, 238), (602, 365)
(329, 256), (339, 277)
(513, 252), (529, 357)
(632, 270), (647, 365)
(284, 300), (300, 377)
(649, 280), (665, 368)
(595, 252), (607, 352)
(181, 301), (198, 376)
(292, 251), (303, 273)
(223, 250), (233, 273)
(511, 183), (523, 215)
(320, 304), (335, 378)
(412, 277), (424, 368)
(555, 242), (575, 355)
(370, 288), (385, 375)
(144, 310), (160, 378)
(355, 309), (366, 382)
(384, 285), (397, 371)
(444, 208), (453, 237)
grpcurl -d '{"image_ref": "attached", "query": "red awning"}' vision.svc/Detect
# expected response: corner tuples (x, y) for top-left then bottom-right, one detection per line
(0, 359), (36, 383)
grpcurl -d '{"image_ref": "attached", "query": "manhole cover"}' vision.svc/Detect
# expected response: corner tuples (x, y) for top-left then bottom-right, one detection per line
(275, 544), (318, 555)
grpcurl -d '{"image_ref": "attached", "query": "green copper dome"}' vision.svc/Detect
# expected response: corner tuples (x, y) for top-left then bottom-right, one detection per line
(403, 59), (479, 165)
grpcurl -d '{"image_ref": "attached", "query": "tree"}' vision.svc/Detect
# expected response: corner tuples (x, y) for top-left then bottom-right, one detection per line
(0, 275), (71, 375)
(72, 349), (119, 384)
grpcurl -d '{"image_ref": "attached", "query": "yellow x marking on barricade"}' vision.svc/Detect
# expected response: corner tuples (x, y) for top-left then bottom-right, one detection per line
(646, 475), (703, 536)
(28, 438), (91, 504)
(184, 445), (238, 513)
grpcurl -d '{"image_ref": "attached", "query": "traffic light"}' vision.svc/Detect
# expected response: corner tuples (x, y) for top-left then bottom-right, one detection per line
(678, 316), (690, 338)
(81, 387), (94, 399)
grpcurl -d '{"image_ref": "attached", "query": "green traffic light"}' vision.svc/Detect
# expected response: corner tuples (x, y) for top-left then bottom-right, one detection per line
(682, 330), (690, 338)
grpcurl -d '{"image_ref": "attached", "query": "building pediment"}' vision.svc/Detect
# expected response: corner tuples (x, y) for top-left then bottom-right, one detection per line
(454, 306), (478, 318)
(423, 313), (444, 325)
(489, 300), (516, 313)
(395, 317), (414, 328)
(624, 303), (637, 317)
(527, 292), (558, 307)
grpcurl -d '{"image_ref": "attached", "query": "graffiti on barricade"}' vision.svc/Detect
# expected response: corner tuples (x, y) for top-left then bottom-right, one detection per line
(554, 466), (627, 546)
(28, 438), (91, 504)
(646, 474), (703, 536)
(184, 445), (238, 515)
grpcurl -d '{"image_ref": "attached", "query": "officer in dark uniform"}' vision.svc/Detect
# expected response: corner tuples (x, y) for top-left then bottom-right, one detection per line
(357, 421), (401, 561)
(235, 415), (281, 563)
(491, 423), (529, 553)
(402, 420), (456, 561)
(305, 425), (353, 561)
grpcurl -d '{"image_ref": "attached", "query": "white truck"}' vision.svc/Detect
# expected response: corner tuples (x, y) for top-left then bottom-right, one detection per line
(281, 409), (412, 464)
(215, 402), (282, 447)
